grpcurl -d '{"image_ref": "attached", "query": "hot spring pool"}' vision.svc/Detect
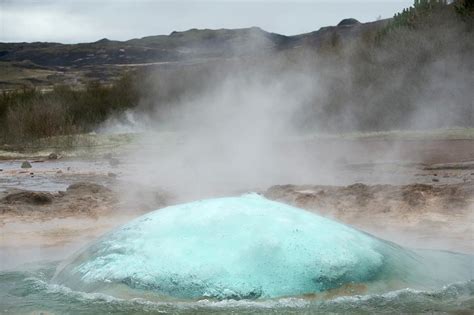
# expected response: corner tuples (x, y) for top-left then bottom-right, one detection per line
(1, 194), (473, 314)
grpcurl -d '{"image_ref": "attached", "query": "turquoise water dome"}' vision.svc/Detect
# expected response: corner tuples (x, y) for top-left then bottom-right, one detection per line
(53, 194), (472, 300)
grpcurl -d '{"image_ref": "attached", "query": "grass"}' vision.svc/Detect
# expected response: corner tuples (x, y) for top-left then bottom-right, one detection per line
(0, 132), (140, 158)
(0, 61), (59, 90)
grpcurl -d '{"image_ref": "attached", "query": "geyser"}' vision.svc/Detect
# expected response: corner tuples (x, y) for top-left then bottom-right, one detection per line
(53, 194), (472, 300)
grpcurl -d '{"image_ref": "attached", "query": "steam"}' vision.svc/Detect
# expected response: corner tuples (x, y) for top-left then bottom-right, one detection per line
(102, 15), (473, 204)
(98, 110), (148, 134)
(120, 67), (330, 201)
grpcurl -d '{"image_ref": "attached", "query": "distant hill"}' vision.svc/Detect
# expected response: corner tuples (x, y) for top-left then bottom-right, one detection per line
(1, 0), (472, 143)
(0, 19), (390, 90)
(0, 0), (471, 104)
(0, 20), (387, 68)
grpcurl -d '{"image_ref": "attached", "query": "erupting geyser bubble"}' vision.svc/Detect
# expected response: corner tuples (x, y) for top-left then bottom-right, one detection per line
(53, 194), (472, 300)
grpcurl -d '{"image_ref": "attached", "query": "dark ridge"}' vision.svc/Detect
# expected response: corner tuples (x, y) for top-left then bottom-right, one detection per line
(337, 18), (361, 27)
(95, 38), (111, 43)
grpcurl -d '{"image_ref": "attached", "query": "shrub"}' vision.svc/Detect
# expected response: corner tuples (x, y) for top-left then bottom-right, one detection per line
(0, 73), (139, 144)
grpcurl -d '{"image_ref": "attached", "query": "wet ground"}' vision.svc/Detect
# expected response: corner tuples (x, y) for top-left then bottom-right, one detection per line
(0, 134), (473, 314)
(0, 136), (473, 269)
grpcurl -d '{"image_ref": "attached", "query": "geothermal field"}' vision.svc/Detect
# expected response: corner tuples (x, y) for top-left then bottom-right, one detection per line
(1, 130), (473, 313)
(1, 0), (473, 314)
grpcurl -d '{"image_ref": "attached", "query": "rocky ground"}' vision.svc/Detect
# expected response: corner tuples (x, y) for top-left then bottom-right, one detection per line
(265, 181), (474, 254)
(0, 137), (473, 269)
(0, 182), (116, 218)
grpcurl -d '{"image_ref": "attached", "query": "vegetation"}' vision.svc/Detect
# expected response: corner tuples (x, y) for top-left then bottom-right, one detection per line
(0, 0), (472, 145)
(392, 0), (449, 28)
(308, 0), (474, 132)
(380, 0), (473, 35)
(0, 74), (138, 144)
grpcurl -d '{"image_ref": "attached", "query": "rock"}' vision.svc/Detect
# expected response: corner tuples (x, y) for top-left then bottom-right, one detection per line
(401, 184), (432, 206)
(3, 191), (53, 205)
(346, 183), (368, 192)
(67, 182), (111, 194)
(107, 172), (117, 178)
(21, 161), (32, 169)
(432, 178), (440, 182)
(337, 18), (361, 27)
(48, 152), (59, 160)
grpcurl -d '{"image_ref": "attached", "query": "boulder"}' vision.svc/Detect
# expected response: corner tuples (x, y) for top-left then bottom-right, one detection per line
(3, 191), (53, 205)
(67, 182), (111, 194)
(48, 152), (59, 160)
(21, 161), (32, 169)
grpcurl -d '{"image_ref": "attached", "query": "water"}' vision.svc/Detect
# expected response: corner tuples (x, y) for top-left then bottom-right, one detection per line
(0, 159), (116, 192)
(1, 194), (473, 313)
(1, 265), (473, 314)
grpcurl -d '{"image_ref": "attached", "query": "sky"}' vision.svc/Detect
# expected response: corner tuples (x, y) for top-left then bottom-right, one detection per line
(0, 0), (412, 43)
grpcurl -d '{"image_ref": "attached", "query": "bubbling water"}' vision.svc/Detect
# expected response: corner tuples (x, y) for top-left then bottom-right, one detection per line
(53, 194), (473, 300)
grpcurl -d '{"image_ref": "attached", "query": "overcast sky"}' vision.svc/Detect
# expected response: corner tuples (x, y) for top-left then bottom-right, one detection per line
(0, 0), (412, 43)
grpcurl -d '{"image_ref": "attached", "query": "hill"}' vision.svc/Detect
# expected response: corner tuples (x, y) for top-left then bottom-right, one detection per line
(0, 20), (388, 89)
(0, 0), (472, 144)
(0, 22), (386, 67)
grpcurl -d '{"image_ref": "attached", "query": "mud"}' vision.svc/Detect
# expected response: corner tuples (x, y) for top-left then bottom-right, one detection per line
(1, 179), (472, 270)
(0, 182), (117, 219)
(0, 181), (171, 269)
(265, 182), (474, 253)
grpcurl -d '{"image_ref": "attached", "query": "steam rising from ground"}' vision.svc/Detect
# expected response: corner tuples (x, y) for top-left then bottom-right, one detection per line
(100, 15), (473, 203)
(120, 68), (327, 200)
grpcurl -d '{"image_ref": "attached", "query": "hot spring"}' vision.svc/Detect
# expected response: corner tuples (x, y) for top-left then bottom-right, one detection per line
(1, 194), (473, 314)
(51, 194), (472, 301)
